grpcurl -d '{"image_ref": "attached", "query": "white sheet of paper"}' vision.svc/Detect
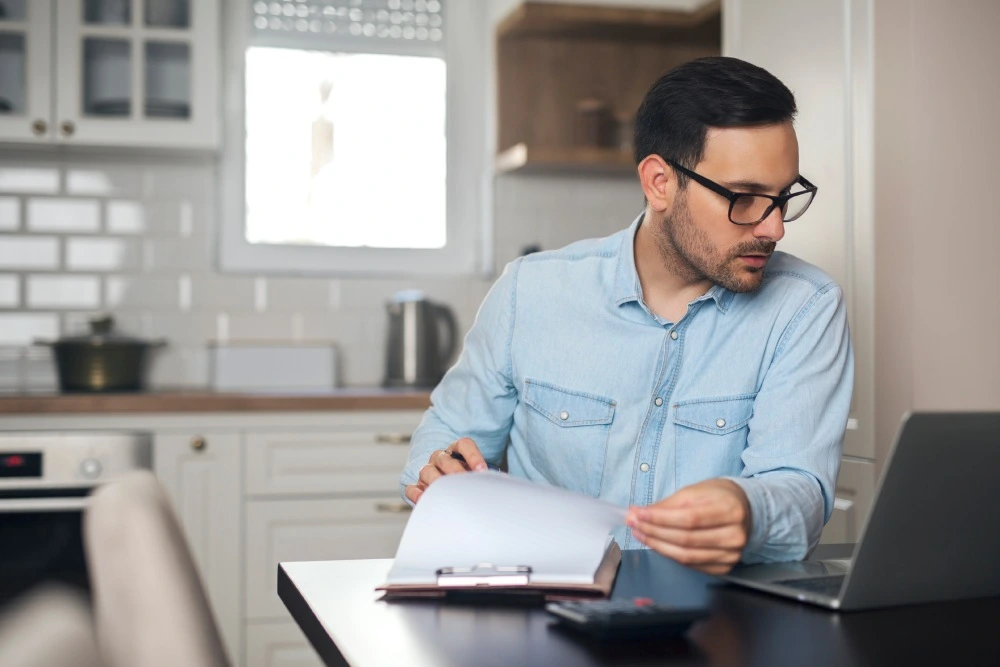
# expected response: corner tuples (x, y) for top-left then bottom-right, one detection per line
(386, 472), (626, 586)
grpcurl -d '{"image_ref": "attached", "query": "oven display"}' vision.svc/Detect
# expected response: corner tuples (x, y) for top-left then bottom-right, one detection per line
(0, 452), (42, 478)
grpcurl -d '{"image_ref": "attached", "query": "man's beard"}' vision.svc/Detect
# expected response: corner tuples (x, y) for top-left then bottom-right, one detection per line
(656, 192), (776, 294)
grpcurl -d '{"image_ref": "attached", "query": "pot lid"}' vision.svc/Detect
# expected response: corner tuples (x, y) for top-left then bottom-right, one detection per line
(42, 315), (164, 347)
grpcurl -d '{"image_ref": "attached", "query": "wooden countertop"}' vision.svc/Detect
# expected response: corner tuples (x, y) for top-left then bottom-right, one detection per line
(0, 389), (432, 414)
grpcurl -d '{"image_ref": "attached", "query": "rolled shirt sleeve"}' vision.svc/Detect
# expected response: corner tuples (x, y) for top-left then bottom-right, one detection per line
(725, 283), (854, 563)
(399, 259), (522, 498)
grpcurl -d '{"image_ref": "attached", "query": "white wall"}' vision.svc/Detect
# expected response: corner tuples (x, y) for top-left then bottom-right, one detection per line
(873, 0), (1000, 465)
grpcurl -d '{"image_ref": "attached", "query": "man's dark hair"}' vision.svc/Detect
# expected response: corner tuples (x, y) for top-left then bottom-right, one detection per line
(632, 56), (797, 182)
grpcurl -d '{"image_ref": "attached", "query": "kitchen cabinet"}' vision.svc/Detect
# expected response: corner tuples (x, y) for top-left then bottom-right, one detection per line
(494, 1), (720, 173)
(0, 400), (428, 667)
(154, 430), (243, 666)
(0, 0), (220, 149)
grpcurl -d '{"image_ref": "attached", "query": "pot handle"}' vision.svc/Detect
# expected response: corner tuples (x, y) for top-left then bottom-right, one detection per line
(434, 304), (459, 367)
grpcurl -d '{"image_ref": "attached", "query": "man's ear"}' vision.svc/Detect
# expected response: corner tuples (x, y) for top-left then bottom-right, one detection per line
(638, 155), (674, 213)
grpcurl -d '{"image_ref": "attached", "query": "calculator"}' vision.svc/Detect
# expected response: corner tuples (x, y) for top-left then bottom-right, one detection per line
(545, 597), (707, 640)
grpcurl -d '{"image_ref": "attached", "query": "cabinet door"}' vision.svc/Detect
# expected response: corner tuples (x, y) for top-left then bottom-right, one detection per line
(820, 458), (876, 544)
(0, 0), (54, 143)
(246, 621), (322, 667)
(53, 0), (220, 149)
(246, 496), (411, 620)
(245, 417), (421, 498)
(154, 431), (243, 667)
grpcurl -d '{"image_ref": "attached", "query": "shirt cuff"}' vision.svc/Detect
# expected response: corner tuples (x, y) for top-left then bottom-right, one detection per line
(723, 475), (771, 559)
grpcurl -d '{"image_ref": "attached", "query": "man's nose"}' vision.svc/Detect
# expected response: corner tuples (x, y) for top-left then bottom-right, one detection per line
(753, 206), (785, 243)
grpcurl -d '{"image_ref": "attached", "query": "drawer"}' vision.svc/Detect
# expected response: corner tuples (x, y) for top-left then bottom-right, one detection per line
(246, 621), (322, 667)
(246, 419), (421, 497)
(246, 496), (412, 620)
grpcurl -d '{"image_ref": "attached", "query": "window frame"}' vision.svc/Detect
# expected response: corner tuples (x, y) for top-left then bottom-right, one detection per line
(218, 0), (493, 277)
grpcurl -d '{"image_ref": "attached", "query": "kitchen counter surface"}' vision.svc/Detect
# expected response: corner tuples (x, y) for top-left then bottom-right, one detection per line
(0, 388), (432, 414)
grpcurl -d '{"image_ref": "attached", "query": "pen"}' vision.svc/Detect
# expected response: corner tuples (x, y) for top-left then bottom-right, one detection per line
(450, 450), (502, 472)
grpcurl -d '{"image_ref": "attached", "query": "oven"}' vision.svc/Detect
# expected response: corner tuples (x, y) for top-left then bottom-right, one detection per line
(0, 431), (152, 609)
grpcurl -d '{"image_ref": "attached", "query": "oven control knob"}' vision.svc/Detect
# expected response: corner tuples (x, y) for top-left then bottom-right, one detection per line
(80, 458), (103, 480)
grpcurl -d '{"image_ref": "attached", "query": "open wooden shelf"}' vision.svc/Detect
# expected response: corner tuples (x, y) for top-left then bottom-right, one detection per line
(495, 143), (637, 174)
(497, 1), (721, 42)
(494, 2), (722, 175)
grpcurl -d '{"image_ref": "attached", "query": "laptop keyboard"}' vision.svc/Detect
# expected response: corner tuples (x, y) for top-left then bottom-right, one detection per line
(774, 574), (846, 597)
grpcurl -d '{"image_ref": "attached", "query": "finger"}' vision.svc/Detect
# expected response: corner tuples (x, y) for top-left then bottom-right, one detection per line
(430, 449), (469, 476)
(417, 462), (444, 487)
(449, 437), (488, 472)
(404, 484), (423, 504)
(633, 529), (741, 569)
(630, 522), (746, 550)
(632, 502), (744, 531)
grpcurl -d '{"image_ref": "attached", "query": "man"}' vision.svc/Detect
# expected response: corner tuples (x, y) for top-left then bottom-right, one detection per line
(399, 57), (854, 574)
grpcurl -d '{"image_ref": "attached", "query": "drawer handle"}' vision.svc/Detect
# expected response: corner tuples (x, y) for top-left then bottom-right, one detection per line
(376, 501), (413, 513)
(375, 433), (412, 445)
(190, 436), (207, 451)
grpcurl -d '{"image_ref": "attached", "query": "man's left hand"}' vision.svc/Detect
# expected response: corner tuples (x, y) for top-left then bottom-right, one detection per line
(626, 479), (752, 575)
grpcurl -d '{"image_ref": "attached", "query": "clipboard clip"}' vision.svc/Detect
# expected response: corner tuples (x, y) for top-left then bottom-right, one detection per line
(435, 563), (533, 587)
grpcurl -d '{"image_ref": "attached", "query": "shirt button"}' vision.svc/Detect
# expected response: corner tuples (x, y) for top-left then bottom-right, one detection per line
(670, 331), (678, 340)
(716, 418), (727, 428)
(654, 397), (663, 407)
(559, 411), (569, 421)
(639, 463), (650, 472)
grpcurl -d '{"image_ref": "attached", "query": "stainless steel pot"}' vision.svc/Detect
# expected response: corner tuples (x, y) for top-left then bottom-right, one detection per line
(35, 315), (166, 393)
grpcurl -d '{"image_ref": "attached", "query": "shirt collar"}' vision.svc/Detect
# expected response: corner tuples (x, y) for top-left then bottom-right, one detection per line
(613, 211), (735, 314)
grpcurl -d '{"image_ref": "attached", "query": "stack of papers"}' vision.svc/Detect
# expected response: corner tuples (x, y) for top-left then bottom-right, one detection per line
(379, 472), (627, 598)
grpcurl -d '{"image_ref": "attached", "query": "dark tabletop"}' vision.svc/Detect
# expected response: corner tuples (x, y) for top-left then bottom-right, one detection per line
(278, 544), (1000, 667)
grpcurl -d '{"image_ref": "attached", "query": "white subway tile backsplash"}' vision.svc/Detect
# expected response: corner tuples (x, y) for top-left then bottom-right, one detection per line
(147, 346), (209, 389)
(105, 275), (181, 310)
(0, 237), (59, 270)
(66, 167), (142, 197)
(0, 167), (60, 194)
(23, 346), (57, 391)
(188, 276), (255, 311)
(264, 277), (334, 312)
(143, 163), (213, 200)
(106, 200), (146, 234)
(0, 275), (19, 307)
(0, 313), (59, 345)
(143, 237), (212, 272)
(141, 312), (216, 345)
(0, 197), (19, 230)
(27, 198), (101, 233)
(27, 275), (101, 309)
(225, 313), (296, 342)
(66, 237), (140, 271)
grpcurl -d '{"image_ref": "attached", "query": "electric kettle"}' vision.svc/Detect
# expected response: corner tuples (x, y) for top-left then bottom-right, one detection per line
(383, 290), (458, 388)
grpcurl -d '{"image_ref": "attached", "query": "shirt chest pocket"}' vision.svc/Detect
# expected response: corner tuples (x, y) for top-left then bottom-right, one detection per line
(673, 394), (755, 487)
(522, 379), (616, 497)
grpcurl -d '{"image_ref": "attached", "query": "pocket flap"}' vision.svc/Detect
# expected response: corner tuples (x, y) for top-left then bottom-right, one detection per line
(673, 395), (755, 435)
(523, 380), (615, 427)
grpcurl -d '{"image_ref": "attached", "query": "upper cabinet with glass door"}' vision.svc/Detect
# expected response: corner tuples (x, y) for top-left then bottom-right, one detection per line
(0, 0), (53, 142)
(0, 0), (219, 149)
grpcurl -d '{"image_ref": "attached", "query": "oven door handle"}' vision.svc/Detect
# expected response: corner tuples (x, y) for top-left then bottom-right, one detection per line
(0, 498), (89, 513)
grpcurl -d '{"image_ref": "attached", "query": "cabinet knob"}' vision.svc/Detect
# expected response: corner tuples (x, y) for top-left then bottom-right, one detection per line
(60, 121), (76, 137)
(375, 433), (412, 445)
(31, 119), (48, 136)
(375, 501), (413, 513)
(190, 436), (207, 451)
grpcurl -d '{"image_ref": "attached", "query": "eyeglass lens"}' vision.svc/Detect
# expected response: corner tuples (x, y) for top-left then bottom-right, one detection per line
(730, 190), (814, 224)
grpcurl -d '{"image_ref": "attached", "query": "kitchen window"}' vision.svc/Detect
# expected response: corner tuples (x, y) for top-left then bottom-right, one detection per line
(219, 0), (491, 276)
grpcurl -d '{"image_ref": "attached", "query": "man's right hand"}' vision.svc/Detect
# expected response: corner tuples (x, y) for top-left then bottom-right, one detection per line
(404, 437), (487, 504)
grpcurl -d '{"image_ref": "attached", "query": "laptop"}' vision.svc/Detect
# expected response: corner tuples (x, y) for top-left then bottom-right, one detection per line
(722, 412), (1000, 611)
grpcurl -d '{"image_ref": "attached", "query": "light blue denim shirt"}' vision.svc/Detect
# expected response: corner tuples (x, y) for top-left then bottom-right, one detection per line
(400, 214), (854, 563)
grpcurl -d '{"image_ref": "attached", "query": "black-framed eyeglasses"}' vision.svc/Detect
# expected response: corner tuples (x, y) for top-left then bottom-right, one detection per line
(665, 158), (818, 225)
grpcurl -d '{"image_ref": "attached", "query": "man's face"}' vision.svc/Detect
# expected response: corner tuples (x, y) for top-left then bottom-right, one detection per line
(658, 122), (800, 293)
